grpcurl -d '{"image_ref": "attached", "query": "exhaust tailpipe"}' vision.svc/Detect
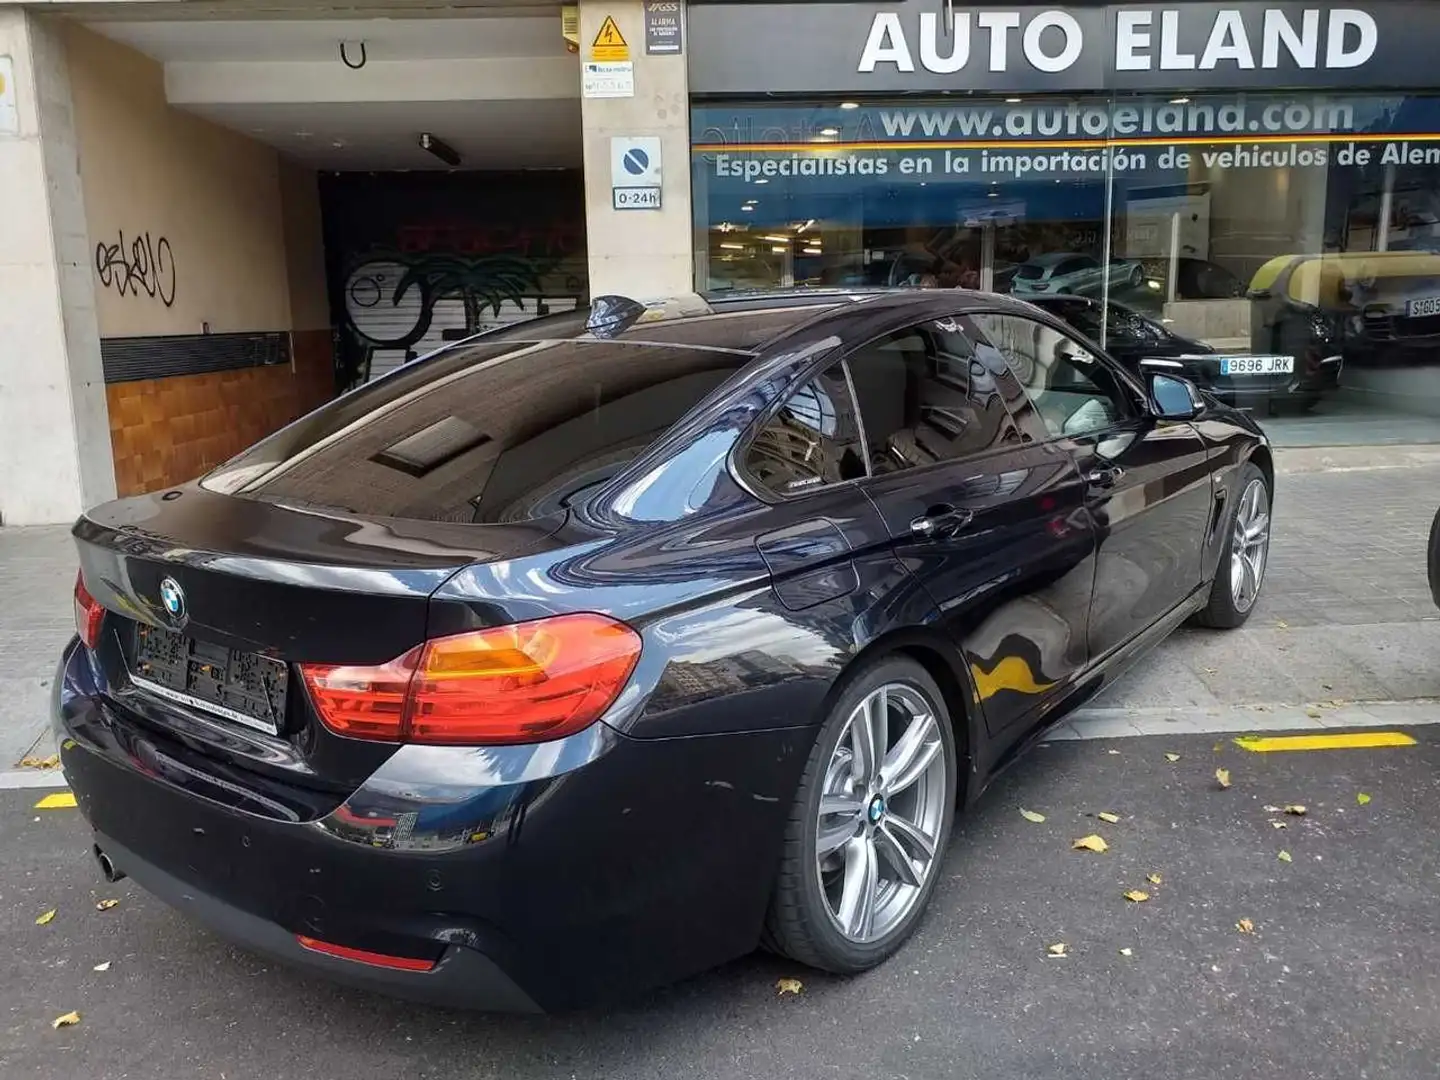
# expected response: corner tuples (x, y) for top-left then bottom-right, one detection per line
(93, 844), (125, 884)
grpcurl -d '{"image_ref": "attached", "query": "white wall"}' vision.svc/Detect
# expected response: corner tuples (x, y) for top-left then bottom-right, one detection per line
(0, 9), (114, 525)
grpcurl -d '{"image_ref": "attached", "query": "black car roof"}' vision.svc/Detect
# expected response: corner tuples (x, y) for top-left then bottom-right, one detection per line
(470, 288), (1047, 355)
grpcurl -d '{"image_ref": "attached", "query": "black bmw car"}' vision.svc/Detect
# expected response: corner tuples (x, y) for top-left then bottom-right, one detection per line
(1024, 294), (1338, 413)
(57, 288), (1273, 1012)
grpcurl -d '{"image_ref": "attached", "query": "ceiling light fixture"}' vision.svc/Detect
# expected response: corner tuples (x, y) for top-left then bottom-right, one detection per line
(839, 102), (860, 110)
(819, 127), (840, 136)
(419, 132), (462, 167)
(719, 242), (745, 250)
(1170, 97), (1191, 105)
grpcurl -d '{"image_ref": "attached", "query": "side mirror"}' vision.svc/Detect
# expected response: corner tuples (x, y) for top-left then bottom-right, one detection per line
(1150, 372), (1202, 419)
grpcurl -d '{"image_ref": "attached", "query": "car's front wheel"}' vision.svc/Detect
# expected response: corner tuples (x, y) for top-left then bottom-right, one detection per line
(1194, 462), (1272, 628)
(764, 657), (957, 973)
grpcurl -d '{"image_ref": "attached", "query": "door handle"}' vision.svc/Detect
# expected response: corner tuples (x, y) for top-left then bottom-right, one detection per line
(1087, 465), (1125, 489)
(909, 505), (974, 539)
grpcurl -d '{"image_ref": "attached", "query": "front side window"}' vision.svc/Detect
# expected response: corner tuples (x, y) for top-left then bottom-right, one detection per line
(844, 318), (1021, 474)
(743, 364), (866, 496)
(970, 313), (1132, 440)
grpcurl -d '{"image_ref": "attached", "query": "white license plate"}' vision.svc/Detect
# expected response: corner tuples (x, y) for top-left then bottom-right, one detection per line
(1406, 295), (1440, 318)
(1221, 355), (1294, 376)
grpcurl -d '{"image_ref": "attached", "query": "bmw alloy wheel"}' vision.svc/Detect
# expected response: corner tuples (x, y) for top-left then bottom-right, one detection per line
(815, 683), (947, 944)
(1230, 477), (1271, 613)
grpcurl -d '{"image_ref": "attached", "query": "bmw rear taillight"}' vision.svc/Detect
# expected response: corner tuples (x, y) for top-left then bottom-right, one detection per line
(74, 571), (104, 651)
(298, 613), (642, 746)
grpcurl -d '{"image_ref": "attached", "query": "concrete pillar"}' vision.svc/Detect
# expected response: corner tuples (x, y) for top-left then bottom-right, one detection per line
(578, 0), (693, 299)
(0, 10), (113, 526)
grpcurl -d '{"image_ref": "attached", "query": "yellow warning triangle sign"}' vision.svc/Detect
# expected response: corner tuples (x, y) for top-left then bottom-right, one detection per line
(592, 15), (629, 61)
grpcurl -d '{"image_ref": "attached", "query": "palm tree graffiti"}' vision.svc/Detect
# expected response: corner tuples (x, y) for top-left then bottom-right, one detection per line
(341, 252), (555, 384)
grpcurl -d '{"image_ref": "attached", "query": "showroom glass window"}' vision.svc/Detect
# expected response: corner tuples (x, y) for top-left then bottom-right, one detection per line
(691, 92), (1440, 433)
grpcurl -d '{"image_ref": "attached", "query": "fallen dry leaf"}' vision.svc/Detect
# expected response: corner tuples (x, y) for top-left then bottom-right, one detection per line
(775, 978), (804, 996)
(92, 961), (111, 973)
(1304, 706), (1324, 719)
(51, 1012), (80, 1030)
(1072, 834), (1109, 853)
(1278, 850), (1293, 863)
(1019, 808), (1046, 824)
(1264, 805), (1283, 813)
(1203, 667), (1218, 676)
(1165, 753), (1181, 763)
(1215, 768), (1232, 790)
(1284, 805), (1307, 817)
(1097, 811), (1121, 824)
(1276, 620), (1289, 629)
(1330, 699), (1347, 708)
(1119, 947), (1134, 957)
(1047, 943), (1068, 957)
(19, 754), (60, 770)
(1357, 793), (1372, 806)
(95, 899), (119, 912)
(1271, 821), (1288, 829)
(1147, 873), (1163, 886)
(1106, 749), (1121, 755)
(1124, 890), (1150, 903)
(35, 909), (56, 926)
(1236, 918), (1255, 934)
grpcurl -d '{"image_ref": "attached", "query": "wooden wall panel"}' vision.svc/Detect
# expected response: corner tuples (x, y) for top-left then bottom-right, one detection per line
(107, 329), (334, 497)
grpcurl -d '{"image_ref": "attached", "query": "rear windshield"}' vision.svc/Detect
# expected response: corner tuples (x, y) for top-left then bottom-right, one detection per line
(202, 339), (753, 523)
(1015, 265), (1044, 280)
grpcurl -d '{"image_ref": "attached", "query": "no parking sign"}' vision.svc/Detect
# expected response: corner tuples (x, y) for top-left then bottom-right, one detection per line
(610, 136), (662, 210)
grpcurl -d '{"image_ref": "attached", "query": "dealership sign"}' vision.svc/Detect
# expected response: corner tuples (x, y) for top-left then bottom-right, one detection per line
(858, 8), (1375, 76)
(688, 2), (1440, 93)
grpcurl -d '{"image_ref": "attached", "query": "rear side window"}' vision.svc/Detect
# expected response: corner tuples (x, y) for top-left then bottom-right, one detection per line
(844, 318), (1021, 474)
(202, 339), (751, 523)
(743, 363), (866, 496)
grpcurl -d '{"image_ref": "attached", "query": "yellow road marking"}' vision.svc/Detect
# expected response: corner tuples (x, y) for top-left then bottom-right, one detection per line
(34, 792), (77, 810)
(1235, 731), (1417, 753)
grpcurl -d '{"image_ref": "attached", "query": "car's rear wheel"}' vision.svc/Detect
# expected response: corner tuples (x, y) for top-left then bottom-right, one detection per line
(764, 657), (956, 973)
(1194, 462), (1271, 629)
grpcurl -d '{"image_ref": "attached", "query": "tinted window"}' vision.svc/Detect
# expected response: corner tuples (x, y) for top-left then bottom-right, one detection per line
(844, 318), (1021, 474)
(970, 313), (1132, 439)
(202, 339), (751, 523)
(1044, 299), (1105, 340)
(1106, 303), (1167, 346)
(744, 363), (866, 495)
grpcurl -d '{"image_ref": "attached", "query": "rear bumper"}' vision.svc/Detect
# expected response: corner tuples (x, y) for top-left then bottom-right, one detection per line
(54, 639), (809, 1011)
(95, 832), (540, 1010)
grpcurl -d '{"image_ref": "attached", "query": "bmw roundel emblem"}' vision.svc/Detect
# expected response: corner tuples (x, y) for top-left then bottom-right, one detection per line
(158, 577), (186, 621)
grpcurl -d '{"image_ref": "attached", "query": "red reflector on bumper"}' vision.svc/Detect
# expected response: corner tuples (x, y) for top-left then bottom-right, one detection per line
(296, 935), (437, 972)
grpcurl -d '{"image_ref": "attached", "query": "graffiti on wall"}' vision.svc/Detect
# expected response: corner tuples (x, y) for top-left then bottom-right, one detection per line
(95, 231), (176, 307)
(344, 252), (551, 352)
(322, 172), (589, 388)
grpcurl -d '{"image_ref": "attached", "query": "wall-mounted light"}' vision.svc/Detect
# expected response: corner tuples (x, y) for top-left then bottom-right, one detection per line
(419, 132), (462, 167)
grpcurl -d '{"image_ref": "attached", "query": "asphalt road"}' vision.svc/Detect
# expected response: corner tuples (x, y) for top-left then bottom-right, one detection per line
(5, 725), (1438, 1080)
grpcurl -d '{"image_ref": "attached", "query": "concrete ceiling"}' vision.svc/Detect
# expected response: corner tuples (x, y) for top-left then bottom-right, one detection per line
(82, 12), (582, 171)
(186, 98), (583, 170)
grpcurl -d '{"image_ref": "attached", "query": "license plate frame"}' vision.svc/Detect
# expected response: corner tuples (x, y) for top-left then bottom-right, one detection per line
(1220, 354), (1295, 377)
(131, 624), (288, 737)
(1405, 295), (1440, 318)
